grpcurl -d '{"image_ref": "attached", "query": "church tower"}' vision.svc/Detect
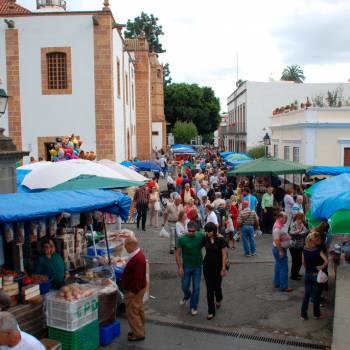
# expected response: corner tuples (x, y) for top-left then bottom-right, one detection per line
(36, 0), (66, 12)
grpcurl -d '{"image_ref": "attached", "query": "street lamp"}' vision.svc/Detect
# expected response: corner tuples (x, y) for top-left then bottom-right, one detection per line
(263, 132), (270, 157)
(0, 88), (9, 115)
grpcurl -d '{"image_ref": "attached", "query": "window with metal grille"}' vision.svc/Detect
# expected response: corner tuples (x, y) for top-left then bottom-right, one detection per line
(117, 60), (121, 97)
(47, 52), (67, 90)
(284, 146), (290, 160)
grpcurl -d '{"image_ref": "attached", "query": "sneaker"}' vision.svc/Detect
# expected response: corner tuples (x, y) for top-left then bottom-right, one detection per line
(191, 309), (198, 316)
(207, 314), (214, 320)
(179, 298), (187, 306)
(251, 252), (256, 256)
(300, 316), (307, 321)
(245, 254), (251, 257)
(281, 288), (293, 292)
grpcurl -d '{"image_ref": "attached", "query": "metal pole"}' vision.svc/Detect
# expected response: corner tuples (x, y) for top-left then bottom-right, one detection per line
(102, 215), (111, 265)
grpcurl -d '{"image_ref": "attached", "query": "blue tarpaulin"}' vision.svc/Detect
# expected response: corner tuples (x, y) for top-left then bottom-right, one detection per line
(311, 174), (350, 220)
(171, 144), (196, 154)
(307, 166), (350, 177)
(132, 161), (161, 172)
(0, 190), (131, 223)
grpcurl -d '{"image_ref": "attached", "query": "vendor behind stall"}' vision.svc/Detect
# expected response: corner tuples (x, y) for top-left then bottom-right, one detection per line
(33, 239), (68, 289)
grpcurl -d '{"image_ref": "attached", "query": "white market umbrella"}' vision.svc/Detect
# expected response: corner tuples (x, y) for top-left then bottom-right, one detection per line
(22, 159), (133, 190)
(18, 161), (53, 171)
(98, 159), (149, 182)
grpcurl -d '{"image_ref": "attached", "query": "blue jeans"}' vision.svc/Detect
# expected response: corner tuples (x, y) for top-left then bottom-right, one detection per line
(301, 272), (322, 318)
(181, 266), (202, 310)
(241, 225), (256, 255)
(272, 246), (288, 289)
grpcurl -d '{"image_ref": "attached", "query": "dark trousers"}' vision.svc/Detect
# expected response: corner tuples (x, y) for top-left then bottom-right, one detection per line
(203, 267), (223, 315)
(136, 203), (148, 230)
(301, 273), (322, 318)
(262, 207), (274, 233)
(289, 247), (303, 278)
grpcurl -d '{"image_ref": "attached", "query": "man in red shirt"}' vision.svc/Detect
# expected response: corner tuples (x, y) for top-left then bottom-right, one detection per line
(121, 236), (147, 341)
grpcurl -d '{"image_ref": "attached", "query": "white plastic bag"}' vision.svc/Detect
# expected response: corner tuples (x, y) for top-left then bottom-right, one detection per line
(159, 227), (170, 238)
(154, 201), (161, 211)
(317, 270), (328, 284)
(254, 229), (263, 237)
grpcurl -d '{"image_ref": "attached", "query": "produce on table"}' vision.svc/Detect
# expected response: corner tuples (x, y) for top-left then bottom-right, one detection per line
(57, 284), (94, 301)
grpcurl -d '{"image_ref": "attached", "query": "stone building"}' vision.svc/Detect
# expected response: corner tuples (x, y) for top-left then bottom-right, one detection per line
(0, 0), (165, 161)
(226, 81), (350, 153)
(125, 36), (166, 160)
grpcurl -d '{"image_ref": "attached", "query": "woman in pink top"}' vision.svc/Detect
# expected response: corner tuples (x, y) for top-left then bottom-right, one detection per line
(272, 212), (293, 292)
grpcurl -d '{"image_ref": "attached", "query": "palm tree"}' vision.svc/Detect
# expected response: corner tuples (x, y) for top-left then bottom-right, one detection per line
(280, 65), (305, 83)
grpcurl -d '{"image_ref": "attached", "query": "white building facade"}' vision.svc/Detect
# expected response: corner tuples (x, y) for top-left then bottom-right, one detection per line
(226, 81), (350, 152)
(271, 108), (350, 167)
(0, 0), (137, 162)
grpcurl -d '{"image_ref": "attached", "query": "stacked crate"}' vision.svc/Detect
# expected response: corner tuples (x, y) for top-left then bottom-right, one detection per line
(56, 233), (75, 271)
(56, 228), (88, 270)
(74, 228), (87, 269)
(46, 291), (99, 350)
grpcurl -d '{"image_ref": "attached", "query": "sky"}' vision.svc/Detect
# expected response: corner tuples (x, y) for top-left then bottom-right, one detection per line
(18, 0), (350, 112)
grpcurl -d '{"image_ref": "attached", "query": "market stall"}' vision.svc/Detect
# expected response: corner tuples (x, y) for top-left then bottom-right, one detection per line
(0, 189), (131, 349)
(305, 174), (350, 270)
(171, 144), (196, 162)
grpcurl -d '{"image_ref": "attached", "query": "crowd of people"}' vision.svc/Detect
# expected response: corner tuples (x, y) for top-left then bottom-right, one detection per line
(131, 148), (331, 323)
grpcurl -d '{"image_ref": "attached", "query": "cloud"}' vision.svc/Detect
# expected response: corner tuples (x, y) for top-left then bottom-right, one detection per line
(274, 3), (350, 65)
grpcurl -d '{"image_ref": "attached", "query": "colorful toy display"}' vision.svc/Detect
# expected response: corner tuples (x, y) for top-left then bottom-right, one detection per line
(48, 134), (96, 162)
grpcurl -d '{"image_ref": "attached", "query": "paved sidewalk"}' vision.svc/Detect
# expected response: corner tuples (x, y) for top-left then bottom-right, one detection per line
(122, 223), (334, 347)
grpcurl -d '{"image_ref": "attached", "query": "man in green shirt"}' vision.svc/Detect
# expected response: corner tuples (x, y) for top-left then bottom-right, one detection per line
(261, 187), (274, 234)
(175, 220), (204, 316)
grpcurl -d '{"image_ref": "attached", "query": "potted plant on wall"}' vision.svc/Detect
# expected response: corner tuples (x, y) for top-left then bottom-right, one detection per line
(300, 102), (305, 109)
(285, 105), (290, 113)
(306, 97), (312, 108)
(280, 106), (285, 113)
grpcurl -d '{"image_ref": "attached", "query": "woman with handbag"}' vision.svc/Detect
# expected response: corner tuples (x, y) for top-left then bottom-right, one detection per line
(272, 212), (293, 292)
(300, 232), (328, 320)
(289, 213), (308, 280)
(149, 187), (160, 228)
(203, 222), (228, 320)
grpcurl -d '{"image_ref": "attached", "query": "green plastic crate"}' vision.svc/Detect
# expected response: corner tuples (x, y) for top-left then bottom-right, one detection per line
(48, 320), (99, 350)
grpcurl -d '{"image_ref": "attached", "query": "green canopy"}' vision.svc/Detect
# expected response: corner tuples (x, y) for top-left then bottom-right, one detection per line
(328, 209), (350, 235)
(228, 157), (311, 177)
(305, 209), (323, 229)
(47, 175), (144, 192)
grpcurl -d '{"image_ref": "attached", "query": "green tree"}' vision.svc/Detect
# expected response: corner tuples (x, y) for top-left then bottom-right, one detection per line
(248, 145), (266, 159)
(125, 12), (165, 53)
(172, 121), (197, 144)
(163, 63), (172, 86)
(280, 65), (305, 83)
(165, 83), (221, 136)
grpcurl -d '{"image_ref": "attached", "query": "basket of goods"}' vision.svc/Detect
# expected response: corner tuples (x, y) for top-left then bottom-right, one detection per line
(45, 284), (98, 332)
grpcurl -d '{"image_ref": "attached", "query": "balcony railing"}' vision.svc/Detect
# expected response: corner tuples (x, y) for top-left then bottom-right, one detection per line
(222, 125), (247, 136)
(37, 0), (66, 9)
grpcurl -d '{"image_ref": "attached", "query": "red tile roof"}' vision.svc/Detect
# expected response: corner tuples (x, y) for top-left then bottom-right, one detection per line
(0, 0), (31, 15)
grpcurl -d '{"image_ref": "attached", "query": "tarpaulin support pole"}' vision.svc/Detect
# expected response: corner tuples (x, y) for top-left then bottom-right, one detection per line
(102, 215), (111, 265)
